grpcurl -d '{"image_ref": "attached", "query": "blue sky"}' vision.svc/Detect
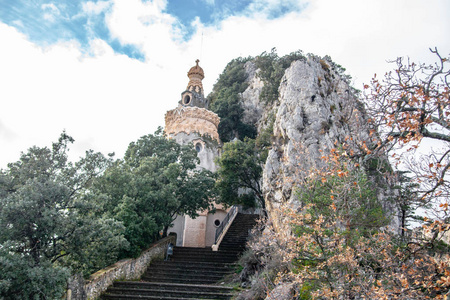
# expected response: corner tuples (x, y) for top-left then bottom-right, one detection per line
(0, 0), (449, 168)
(0, 0), (305, 60)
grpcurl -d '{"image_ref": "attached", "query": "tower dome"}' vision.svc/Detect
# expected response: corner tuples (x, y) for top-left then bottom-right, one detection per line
(186, 59), (204, 95)
(188, 59), (204, 78)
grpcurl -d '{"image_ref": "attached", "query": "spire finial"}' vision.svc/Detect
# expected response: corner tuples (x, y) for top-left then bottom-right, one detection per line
(186, 60), (205, 96)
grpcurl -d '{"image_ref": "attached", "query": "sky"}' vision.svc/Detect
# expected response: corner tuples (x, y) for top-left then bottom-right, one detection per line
(0, 0), (449, 168)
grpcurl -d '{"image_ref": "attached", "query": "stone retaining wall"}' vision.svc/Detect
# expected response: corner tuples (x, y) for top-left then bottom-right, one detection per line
(67, 234), (176, 300)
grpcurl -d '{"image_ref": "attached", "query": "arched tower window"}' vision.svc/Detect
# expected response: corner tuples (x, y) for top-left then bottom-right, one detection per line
(183, 94), (191, 105)
(195, 142), (203, 152)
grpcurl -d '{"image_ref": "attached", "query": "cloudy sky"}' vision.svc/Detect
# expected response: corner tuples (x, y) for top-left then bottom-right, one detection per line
(0, 0), (449, 168)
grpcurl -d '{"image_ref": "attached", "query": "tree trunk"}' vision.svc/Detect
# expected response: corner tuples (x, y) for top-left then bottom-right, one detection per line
(162, 225), (169, 238)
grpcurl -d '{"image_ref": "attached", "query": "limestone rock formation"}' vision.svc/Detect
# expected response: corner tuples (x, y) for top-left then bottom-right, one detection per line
(237, 55), (397, 227)
(240, 61), (264, 126)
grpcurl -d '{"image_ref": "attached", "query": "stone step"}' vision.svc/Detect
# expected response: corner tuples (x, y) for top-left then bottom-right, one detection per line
(146, 268), (231, 277)
(220, 239), (249, 243)
(103, 282), (233, 299)
(171, 249), (239, 257)
(102, 294), (214, 300)
(152, 260), (233, 268)
(150, 261), (232, 272)
(141, 275), (223, 285)
(172, 247), (237, 251)
(219, 242), (247, 246)
(143, 271), (226, 281)
(103, 293), (228, 300)
(103, 287), (233, 299)
(169, 254), (238, 262)
(169, 256), (237, 263)
(111, 281), (233, 293)
(218, 246), (245, 251)
(221, 232), (250, 235)
(173, 247), (240, 252)
(221, 233), (248, 237)
(170, 252), (238, 260)
(219, 241), (247, 245)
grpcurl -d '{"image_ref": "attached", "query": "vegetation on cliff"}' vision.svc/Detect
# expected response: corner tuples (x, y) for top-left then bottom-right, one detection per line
(209, 57), (257, 142)
(231, 49), (450, 299)
(254, 48), (306, 104)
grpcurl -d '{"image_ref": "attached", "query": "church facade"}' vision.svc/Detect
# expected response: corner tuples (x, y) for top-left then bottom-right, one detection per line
(165, 60), (228, 247)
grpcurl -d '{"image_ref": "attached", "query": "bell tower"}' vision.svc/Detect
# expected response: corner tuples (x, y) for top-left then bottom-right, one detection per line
(165, 60), (226, 248)
(165, 60), (220, 170)
(180, 59), (209, 109)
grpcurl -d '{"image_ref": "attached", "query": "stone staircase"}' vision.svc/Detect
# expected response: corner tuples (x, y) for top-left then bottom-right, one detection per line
(101, 213), (258, 300)
(218, 214), (258, 253)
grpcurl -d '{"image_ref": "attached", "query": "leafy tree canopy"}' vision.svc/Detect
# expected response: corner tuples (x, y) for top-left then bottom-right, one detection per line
(93, 128), (216, 258)
(209, 57), (257, 142)
(215, 138), (265, 211)
(255, 48), (306, 104)
(0, 132), (127, 299)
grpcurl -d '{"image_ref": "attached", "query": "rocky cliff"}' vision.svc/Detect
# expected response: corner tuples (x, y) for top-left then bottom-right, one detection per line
(237, 54), (398, 228)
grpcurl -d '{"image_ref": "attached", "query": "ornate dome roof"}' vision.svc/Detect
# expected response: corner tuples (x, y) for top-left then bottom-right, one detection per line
(186, 59), (205, 96)
(187, 59), (204, 80)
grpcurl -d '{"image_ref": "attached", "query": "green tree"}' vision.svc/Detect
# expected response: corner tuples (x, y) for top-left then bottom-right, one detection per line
(94, 129), (216, 258)
(0, 243), (69, 300)
(297, 161), (389, 238)
(215, 138), (266, 212)
(391, 171), (422, 237)
(255, 48), (306, 104)
(209, 57), (257, 142)
(0, 133), (127, 299)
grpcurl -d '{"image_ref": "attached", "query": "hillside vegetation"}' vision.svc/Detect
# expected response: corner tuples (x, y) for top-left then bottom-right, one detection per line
(212, 49), (450, 299)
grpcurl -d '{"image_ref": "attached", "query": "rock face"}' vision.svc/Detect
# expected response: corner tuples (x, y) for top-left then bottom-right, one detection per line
(239, 55), (397, 227)
(240, 61), (264, 126)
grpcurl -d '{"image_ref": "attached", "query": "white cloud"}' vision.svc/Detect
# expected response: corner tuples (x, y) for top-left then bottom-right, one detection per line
(0, 0), (449, 168)
(200, 0), (215, 6)
(0, 23), (170, 166)
(197, 0), (450, 90)
(11, 19), (24, 28)
(245, 0), (307, 16)
(41, 3), (61, 22)
(106, 0), (179, 48)
(82, 1), (112, 15)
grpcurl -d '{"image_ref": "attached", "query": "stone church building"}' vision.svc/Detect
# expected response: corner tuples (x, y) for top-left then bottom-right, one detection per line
(165, 60), (229, 247)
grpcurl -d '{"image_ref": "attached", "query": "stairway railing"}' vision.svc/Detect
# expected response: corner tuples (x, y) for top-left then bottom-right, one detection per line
(212, 205), (238, 251)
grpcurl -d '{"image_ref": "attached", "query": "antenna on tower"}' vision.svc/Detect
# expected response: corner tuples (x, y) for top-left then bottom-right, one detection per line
(200, 31), (204, 61)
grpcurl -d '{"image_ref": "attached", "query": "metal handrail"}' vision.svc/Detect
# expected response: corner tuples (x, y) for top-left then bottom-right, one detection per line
(215, 205), (238, 244)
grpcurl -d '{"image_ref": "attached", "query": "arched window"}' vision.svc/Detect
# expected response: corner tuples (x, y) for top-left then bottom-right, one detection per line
(195, 142), (203, 152)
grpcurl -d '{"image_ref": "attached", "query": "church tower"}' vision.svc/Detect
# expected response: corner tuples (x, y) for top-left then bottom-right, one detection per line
(165, 60), (220, 172)
(165, 60), (227, 247)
